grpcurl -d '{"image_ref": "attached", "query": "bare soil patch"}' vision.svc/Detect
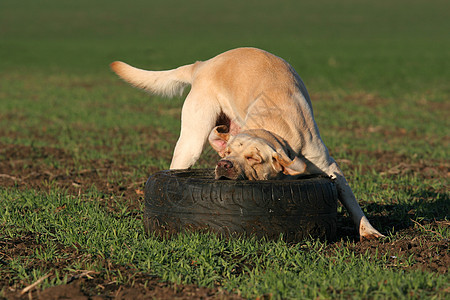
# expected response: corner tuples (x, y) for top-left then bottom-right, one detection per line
(0, 143), (154, 210)
(328, 221), (449, 274)
(0, 235), (242, 300)
(334, 148), (449, 180)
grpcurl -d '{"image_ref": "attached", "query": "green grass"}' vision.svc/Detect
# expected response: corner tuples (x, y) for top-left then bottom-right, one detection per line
(1, 0), (449, 299)
(1, 188), (448, 299)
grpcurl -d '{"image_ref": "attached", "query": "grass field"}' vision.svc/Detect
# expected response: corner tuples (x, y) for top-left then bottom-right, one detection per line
(1, 0), (449, 299)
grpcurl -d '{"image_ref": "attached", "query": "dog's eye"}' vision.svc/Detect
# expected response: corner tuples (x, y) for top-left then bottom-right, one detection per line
(245, 156), (259, 163)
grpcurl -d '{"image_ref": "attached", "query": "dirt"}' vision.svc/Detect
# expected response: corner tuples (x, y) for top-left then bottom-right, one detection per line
(0, 233), (243, 300)
(1, 142), (449, 299)
(327, 221), (449, 274)
(32, 278), (239, 300)
(3, 270), (240, 300)
(333, 148), (449, 180)
(0, 142), (156, 211)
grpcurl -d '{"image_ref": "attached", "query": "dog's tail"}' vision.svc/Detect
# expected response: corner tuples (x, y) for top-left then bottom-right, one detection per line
(110, 61), (196, 97)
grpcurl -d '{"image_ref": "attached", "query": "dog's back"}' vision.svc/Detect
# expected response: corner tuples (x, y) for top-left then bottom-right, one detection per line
(110, 48), (310, 106)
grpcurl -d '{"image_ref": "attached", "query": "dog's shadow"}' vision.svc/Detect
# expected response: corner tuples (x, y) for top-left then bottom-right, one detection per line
(337, 188), (449, 241)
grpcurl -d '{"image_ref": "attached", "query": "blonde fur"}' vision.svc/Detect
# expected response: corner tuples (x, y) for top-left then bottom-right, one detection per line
(110, 61), (195, 97)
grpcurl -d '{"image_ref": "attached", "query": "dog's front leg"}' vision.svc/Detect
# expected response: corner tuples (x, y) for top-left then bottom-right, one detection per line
(327, 160), (385, 240)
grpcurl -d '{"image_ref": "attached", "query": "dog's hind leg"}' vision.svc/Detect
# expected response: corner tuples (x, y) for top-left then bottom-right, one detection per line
(170, 89), (220, 169)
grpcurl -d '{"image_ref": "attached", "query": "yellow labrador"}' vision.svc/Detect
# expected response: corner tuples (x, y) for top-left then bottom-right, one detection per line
(111, 47), (384, 240)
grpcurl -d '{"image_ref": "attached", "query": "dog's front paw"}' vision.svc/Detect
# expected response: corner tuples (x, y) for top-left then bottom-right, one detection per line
(360, 231), (385, 241)
(359, 216), (385, 241)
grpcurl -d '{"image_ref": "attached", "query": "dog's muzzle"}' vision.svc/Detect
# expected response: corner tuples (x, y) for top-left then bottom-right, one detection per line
(215, 159), (238, 180)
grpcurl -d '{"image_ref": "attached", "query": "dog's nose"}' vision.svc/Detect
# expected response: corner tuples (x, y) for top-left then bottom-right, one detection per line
(217, 159), (233, 170)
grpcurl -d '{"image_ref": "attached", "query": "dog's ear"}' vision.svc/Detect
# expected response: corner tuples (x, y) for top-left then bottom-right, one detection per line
(272, 149), (307, 176)
(208, 125), (230, 157)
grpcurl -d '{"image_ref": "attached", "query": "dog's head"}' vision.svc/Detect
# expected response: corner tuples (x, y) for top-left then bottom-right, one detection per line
(208, 125), (307, 180)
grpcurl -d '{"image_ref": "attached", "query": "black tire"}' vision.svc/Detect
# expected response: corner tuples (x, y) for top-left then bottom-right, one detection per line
(144, 169), (337, 242)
